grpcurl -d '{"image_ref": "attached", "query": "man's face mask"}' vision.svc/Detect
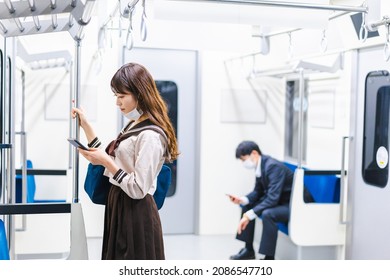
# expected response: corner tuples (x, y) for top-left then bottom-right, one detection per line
(242, 157), (256, 170)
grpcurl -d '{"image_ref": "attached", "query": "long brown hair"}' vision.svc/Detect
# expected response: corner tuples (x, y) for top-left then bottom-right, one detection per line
(110, 63), (179, 161)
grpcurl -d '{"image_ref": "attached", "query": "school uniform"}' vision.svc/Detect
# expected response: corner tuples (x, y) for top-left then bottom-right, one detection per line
(92, 119), (167, 260)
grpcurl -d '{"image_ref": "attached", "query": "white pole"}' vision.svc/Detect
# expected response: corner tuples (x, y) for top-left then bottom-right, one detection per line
(176, 0), (367, 13)
(72, 40), (81, 203)
(297, 68), (304, 168)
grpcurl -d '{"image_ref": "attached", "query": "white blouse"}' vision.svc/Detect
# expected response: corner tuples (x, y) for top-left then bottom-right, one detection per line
(102, 129), (167, 199)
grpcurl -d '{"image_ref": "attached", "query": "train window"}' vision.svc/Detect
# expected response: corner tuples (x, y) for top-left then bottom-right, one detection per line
(362, 70), (390, 188)
(284, 80), (307, 162)
(155, 81), (178, 197)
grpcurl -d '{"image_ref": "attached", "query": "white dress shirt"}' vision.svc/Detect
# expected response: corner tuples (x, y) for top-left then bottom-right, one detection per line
(240, 156), (262, 220)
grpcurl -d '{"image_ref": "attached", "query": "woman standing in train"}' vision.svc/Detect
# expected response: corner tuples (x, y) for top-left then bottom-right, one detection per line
(71, 62), (179, 260)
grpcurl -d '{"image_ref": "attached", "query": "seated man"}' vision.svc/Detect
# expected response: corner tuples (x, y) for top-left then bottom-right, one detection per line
(228, 141), (293, 260)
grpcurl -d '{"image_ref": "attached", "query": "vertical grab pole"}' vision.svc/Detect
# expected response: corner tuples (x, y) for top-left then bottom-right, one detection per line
(1, 39), (8, 256)
(2, 39), (13, 259)
(1, 39), (6, 206)
(72, 40), (81, 203)
(4, 39), (16, 260)
(340, 136), (349, 224)
(20, 70), (27, 231)
(68, 61), (74, 169)
(297, 68), (305, 168)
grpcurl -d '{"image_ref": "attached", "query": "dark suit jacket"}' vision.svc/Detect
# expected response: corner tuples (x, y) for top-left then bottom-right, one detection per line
(246, 155), (293, 217)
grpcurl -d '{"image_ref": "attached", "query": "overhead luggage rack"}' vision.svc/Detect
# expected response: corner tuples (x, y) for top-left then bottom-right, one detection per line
(17, 40), (72, 70)
(0, 0), (96, 40)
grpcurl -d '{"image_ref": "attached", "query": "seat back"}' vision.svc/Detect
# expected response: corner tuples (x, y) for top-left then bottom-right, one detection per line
(289, 168), (346, 246)
(26, 160), (36, 203)
(15, 159), (36, 203)
(284, 162), (340, 203)
(0, 219), (10, 260)
(304, 175), (340, 203)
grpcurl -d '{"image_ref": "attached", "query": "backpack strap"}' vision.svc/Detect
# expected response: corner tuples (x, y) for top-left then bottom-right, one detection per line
(106, 119), (169, 158)
(122, 124), (168, 143)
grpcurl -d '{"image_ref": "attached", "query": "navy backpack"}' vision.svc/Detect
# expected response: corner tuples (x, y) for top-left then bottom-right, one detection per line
(84, 163), (171, 209)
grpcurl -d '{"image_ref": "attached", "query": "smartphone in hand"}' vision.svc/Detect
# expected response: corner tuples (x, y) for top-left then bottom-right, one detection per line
(226, 193), (236, 201)
(67, 138), (89, 150)
(226, 194), (242, 204)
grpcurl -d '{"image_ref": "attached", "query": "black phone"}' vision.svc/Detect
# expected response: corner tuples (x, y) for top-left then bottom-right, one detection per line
(67, 138), (89, 150)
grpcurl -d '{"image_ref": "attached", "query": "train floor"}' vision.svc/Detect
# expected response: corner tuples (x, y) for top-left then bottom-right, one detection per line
(87, 234), (248, 260)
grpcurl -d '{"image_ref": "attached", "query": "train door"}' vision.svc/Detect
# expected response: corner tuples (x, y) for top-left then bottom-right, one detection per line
(346, 47), (390, 259)
(123, 47), (198, 234)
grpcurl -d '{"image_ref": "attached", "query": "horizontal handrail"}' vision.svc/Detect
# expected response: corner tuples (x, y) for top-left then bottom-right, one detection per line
(15, 169), (67, 176)
(0, 144), (12, 149)
(176, 0), (367, 13)
(0, 203), (71, 215)
(304, 170), (347, 176)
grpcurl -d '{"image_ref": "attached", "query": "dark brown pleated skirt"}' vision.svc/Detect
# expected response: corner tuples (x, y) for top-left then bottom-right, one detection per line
(101, 186), (165, 260)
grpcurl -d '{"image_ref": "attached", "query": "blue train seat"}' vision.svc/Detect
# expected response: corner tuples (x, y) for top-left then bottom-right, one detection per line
(304, 174), (340, 203)
(284, 162), (340, 203)
(15, 160), (65, 203)
(255, 162), (345, 258)
(276, 222), (289, 235)
(287, 165), (346, 246)
(0, 219), (10, 260)
(273, 162), (341, 236)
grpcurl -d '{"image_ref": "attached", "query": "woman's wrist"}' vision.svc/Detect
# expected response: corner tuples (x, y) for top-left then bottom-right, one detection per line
(83, 124), (97, 143)
(103, 157), (119, 175)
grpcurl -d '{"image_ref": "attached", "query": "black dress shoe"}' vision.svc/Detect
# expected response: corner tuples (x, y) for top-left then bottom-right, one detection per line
(259, 255), (274, 260)
(229, 248), (255, 260)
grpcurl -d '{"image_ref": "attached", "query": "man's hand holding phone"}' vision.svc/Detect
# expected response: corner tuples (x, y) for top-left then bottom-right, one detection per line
(226, 194), (243, 205)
